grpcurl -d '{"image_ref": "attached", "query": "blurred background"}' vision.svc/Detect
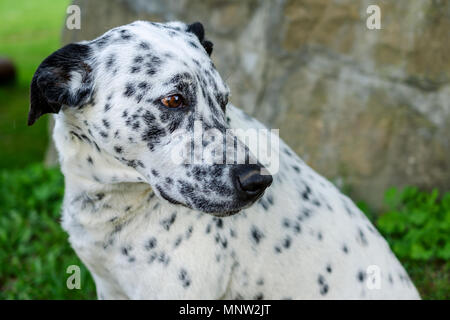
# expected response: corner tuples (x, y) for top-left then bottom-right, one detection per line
(0, 0), (448, 299)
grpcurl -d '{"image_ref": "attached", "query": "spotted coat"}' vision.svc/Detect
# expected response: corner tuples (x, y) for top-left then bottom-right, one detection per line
(29, 21), (420, 299)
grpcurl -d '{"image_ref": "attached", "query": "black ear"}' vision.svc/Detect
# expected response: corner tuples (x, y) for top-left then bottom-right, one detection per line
(28, 43), (93, 126)
(187, 22), (213, 56)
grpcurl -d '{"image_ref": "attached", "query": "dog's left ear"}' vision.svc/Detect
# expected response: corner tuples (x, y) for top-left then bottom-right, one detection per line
(187, 22), (213, 56)
(28, 43), (94, 126)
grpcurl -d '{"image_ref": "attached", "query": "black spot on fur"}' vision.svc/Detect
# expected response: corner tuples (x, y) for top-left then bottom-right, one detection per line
(123, 83), (135, 97)
(102, 119), (110, 129)
(188, 40), (199, 49)
(283, 236), (291, 248)
(120, 29), (133, 40)
(174, 236), (182, 247)
(293, 223), (301, 234)
(130, 66), (140, 73)
(133, 55), (144, 63)
(161, 212), (177, 231)
(342, 244), (349, 254)
(157, 252), (170, 266)
(138, 82), (148, 90)
(121, 246), (130, 256)
(258, 198), (269, 211)
(179, 268), (191, 288)
(357, 228), (369, 246)
(250, 226), (264, 245)
(320, 284), (329, 295)
(255, 293), (264, 300)
(94, 34), (112, 48)
(139, 41), (150, 50)
(357, 270), (366, 282)
(215, 218), (223, 229)
(142, 123), (165, 151)
(106, 54), (115, 70)
(318, 274), (329, 295)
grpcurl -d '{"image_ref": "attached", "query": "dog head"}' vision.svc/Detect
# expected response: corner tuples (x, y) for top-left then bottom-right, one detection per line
(29, 21), (272, 216)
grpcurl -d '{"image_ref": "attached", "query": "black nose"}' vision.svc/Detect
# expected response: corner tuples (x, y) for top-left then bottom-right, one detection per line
(233, 164), (273, 200)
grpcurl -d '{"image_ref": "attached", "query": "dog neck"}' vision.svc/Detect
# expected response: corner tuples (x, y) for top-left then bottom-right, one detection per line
(53, 113), (155, 222)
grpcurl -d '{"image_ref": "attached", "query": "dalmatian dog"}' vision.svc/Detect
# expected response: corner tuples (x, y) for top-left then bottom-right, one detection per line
(28, 21), (420, 300)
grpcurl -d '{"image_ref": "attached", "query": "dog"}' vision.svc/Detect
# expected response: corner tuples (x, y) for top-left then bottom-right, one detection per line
(28, 21), (420, 299)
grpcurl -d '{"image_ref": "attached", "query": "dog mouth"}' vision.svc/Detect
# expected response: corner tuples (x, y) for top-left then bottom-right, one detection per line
(157, 189), (267, 217)
(208, 209), (241, 217)
(154, 168), (271, 216)
(192, 190), (268, 217)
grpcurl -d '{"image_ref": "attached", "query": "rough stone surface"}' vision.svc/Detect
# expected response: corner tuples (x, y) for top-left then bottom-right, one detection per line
(57, 0), (450, 209)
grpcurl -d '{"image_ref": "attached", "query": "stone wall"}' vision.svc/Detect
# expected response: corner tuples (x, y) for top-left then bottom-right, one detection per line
(59, 0), (450, 209)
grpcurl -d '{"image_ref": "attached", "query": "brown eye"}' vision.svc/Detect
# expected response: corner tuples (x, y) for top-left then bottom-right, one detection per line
(161, 94), (185, 108)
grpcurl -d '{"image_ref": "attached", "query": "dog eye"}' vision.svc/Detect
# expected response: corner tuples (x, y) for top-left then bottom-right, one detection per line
(161, 94), (185, 108)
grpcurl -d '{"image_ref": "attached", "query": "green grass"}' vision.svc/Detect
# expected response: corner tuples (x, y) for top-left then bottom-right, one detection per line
(402, 260), (449, 300)
(357, 187), (450, 300)
(0, 0), (70, 169)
